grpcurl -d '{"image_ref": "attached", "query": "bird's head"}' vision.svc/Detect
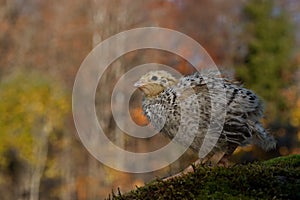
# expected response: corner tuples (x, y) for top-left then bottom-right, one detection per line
(134, 70), (177, 97)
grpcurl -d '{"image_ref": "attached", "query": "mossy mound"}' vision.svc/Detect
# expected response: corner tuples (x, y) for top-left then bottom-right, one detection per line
(107, 155), (300, 200)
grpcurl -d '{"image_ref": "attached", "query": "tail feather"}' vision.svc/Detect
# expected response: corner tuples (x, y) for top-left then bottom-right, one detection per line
(249, 121), (276, 151)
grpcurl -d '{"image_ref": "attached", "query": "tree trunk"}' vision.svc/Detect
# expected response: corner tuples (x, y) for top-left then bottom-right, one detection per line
(29, 123), (51, 200)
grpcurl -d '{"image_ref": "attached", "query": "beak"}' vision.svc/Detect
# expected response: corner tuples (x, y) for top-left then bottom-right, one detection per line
(134, 80), (144, 88)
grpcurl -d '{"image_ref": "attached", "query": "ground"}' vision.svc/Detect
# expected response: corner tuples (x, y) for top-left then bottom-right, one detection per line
(107, 154), (300, 200)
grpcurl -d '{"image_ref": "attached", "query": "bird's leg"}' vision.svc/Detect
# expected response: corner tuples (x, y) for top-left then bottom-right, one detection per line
(163, 152), (229, 181)
(218, 155), (230, 167)
(206, 151), (226, 166)
(163, 159), (201, 181)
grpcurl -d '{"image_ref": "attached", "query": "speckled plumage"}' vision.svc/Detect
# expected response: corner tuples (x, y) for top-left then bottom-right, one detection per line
(134, 70), (276, 164)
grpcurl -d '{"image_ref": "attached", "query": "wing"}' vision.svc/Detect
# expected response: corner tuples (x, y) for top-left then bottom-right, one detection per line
(176, 71), (263, 120)
(225, 82), (264, 120)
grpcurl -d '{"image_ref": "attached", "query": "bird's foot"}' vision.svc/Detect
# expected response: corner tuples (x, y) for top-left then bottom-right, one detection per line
(162, 160), (201, 181)
(162, 152), (230, 181)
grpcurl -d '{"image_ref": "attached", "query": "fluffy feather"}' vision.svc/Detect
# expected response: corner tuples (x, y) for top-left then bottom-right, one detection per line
(135, 70), (276, 164)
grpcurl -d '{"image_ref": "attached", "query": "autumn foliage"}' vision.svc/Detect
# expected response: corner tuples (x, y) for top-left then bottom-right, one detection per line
(0, 0), (299, 199)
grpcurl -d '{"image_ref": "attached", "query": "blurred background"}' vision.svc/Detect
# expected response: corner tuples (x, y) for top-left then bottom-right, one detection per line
(0, 0), (300, 199)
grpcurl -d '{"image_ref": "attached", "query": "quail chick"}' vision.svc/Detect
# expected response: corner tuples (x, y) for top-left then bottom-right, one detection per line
(134, 70), (276, 167)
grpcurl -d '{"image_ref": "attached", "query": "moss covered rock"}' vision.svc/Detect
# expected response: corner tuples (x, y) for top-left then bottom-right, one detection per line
(108, 155), (300, 200)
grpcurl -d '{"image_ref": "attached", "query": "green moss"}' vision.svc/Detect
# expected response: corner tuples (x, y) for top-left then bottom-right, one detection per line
(262, 154), (300, 167)
(107, 155), (300, 200)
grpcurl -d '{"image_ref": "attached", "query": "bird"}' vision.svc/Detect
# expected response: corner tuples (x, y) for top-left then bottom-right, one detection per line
(134, 70), (276, 170)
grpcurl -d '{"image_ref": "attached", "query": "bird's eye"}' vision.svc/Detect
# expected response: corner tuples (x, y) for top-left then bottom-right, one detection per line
(151, 76), (158, 81)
